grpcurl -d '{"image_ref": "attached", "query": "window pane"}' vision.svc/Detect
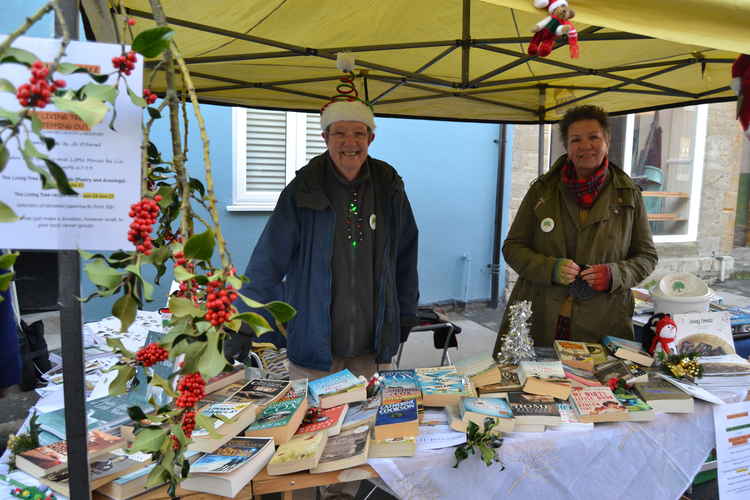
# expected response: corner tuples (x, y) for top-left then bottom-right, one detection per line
(245, 109), (287, 192)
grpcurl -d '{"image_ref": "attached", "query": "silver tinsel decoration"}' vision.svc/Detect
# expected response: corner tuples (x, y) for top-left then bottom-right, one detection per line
(497, 300), (536, 364)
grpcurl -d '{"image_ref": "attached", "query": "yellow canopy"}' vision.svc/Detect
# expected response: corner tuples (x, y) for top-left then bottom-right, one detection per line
(85, 0), (745, 123)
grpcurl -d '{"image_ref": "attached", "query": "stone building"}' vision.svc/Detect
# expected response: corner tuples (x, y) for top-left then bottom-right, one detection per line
(505, 102), (749, 297)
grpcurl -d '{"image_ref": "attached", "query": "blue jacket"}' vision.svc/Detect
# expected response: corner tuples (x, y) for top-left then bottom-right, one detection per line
(239, 153), (419, 371)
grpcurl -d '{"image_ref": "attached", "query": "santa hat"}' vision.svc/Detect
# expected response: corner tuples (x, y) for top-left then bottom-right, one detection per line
(320, 52), (376, 131)
(655, 314), (677, 335)
(534, 0), (568, 13)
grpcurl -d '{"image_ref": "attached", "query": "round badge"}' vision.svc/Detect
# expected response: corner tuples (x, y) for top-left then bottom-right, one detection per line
(540, 217), (555, 232)
(369, 214), (376, 231)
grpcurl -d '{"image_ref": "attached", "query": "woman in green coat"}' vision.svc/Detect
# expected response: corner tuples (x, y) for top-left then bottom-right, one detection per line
(494, 105), (657, 353)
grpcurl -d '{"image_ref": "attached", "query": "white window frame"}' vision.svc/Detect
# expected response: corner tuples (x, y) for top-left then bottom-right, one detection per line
(228, 107), (316, 212)
(622, 104), (708, 244)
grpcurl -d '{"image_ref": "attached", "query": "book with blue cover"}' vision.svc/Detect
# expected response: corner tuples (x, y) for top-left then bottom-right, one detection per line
(459, 397), (515, 432)
(415, 366), (472, 407)
(308, 369), (366, 408)
(373, 398), (419, 440)
(38, 393), (146, 439)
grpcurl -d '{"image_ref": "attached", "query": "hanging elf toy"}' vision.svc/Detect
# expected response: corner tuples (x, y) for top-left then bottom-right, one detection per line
(730, 54), (750, 141)
(528, 0), (579, 59)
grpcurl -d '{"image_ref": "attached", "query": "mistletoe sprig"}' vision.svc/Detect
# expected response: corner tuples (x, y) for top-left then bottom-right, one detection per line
(660, 352), (703, 379)
(454, 420), (505, 470)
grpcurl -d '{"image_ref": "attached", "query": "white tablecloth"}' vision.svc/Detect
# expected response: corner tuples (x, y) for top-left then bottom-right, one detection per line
(369, 401), (715, 500)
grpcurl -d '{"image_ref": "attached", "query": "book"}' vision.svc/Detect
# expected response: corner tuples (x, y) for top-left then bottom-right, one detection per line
(633, 378), (695, 413)
(506, 392), (561, 426)
(416, 366), (473, 407)
(655, 373), (724, 405)
(569, 386), (629, 423)
(380, 369), (424, 420)
(512, 424), (546, 432)
(444, 404), (467, 433)
(16, 429), (126, 478)
(308, 369), (367, 409)
(548, 401), (594, 431)
(181, 437), (275, 497)
(189, 401), (257, 453)
(601, 336), (654, 367)
(310, 424), (371, 474)
(517, 361), (572, 400)
(38, 393), (141, 439)
(95, 452), (200, 500)
(368, 435), (416, 458)
(583, 342), (609, 366)
(373, 398), (419, 440)
(204, 365), (246, 394)
(340, 396), (380, 431)
(594, 359), (648, 385)
(38, 452), (145, 497)
(459, 397), (514, 433)
(476, 364), (523, 393)
(453, 353), (501, 387)
(266, 431), (328, 475)
(554, 340), (595, 372)
(225, 378), (291, 407)
(562, 365), (601, 387)
(672, 311), (736, 356)
(614, 390), (656, 422)
(243, 394), (308, 445)
(295, 404), (348, 437)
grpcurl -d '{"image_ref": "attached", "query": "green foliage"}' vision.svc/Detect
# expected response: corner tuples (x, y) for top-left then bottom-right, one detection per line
(184, 229), (215, 261)
(454, 420), (505, 470)
(132, 27), (175, 58)
(51, 94), (108, 128)
(7, 412), (41, 470)
(0, 201), (18, 223)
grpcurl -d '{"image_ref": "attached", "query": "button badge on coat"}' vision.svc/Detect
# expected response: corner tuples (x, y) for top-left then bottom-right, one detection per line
(540, 217), (555, 232)
(370, 214), (376, 230)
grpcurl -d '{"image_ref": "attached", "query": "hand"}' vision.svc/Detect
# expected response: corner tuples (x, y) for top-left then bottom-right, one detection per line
(580, 264), (612, 292)
(552, 258), (580, 285)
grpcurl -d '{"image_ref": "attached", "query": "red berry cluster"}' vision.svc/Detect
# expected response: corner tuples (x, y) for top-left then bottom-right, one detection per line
(112, 51), (137, 76)
(127, 195), (161, 255)
(135, 342), (169, 367)
(205, 280), (238, 326)
(16, 61), (66, 108)
(181, 410), (197, 438)
(143, 88), (157, 105)
(176, 372), (205, 408)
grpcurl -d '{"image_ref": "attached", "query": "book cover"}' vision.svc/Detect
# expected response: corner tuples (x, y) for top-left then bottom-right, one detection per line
(452, 352), (496, 378)
(601, 336), (654, 367)
(380, 369), (420, 389)
(517, 360), (566, 382)
(416, 366), (467, 395)
(548, 401), (593, 431)
(569, 386), (629, 423)
(594, 359), (634, 385)
(477, 364), (522, 393)
(584, 342), (609, 366)
(460, 397), (514, 432)
(506, 392), (560, 421)
(38, 394), (138, 439)
(190, 437), (273, 474)
(225, 378), (290, 406)
(341, 396), (380, 431)
(554, 340), (595, 371)
(295, 404), (348, 436)
(40, 452), (145, 497)
(633, 378), (694, 413)
(245, 396), (305, 431)
(204, 365), (246, 394)
(308, 369), (362, 399)
(16, 429), (126, 477)
(672, 311), (736, 356)
(613, 390), (655, 421)
(375, 398), (418, 427)
(310, 424), (370, 473)
(267, 432), (328, 475)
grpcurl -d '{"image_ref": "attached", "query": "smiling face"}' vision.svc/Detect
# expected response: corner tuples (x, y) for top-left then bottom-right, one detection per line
(565, 119), (609, 178)
(323, 121), (374, 180)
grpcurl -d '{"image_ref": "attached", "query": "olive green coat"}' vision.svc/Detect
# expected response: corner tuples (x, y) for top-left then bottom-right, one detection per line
(493, 156), (657, 353)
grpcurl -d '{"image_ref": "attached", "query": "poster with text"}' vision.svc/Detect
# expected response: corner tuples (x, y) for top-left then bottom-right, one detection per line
(0, 35), (142, 250)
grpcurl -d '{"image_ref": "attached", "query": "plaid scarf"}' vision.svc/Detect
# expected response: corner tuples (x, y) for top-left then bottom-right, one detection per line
(561, 156), (608, 208)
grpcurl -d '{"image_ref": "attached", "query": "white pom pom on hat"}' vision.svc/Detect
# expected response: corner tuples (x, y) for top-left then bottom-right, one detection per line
(320, 100), (376, 131)
(534, 0), (568, 12)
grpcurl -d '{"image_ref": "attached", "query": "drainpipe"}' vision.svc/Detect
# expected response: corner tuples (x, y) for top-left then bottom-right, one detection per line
(490, 123), (508, 308)
(463, 253), (472, 308)
(718, 255), (727, 282)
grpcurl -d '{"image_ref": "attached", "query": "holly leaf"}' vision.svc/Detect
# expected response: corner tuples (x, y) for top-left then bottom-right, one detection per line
(145, 464), (167, 488)
(127, 86), (147, 108)
(56, 63), (110, 83)
(168, 296), (204, 318)
(147, 106), (161, 119)
(194, 412), (222, 439)
(0, 107), (21, 125)
(0, 142), (8, 174)
(173, 265), (195, 282)
(43, 159), (77, 195)
(189, 177), (205, 197)
(0, 272), (14, 292)
(130, 427), (168, 453)
(237, 292), (264, 310)
(127, 405), (148, 422)
(81, 82), (118, 104)
(0, 252), (19, 269)
(0, 78), (16, 94)
(232, 312), (272, 336)
(125, 264), (154, 302)
(198, 329), (228, 379)
(84, 259), (124, 289)
(266, 301), (296, 323)
(0, 201), (17, 223)
(51, 95), (108, 128)
(150, 373), (178, 398)
(105, 337), (135, 358)
(132, 27), (175, 58)
(108, 364), (135, 396)
(184, 229), (214, 261)
(0, 47), (37, 66)
(113, 293), (138, 332)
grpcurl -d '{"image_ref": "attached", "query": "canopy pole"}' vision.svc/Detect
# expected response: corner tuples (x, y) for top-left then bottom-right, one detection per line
(538, 85), (547, 176)
(461, 0), (470, 87)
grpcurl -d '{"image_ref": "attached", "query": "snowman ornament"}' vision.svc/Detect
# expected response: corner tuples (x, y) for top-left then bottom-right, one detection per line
(649, 314), (677, 356)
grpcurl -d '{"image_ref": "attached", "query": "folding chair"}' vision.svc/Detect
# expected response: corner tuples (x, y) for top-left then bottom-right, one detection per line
(395, 307), (461, 368)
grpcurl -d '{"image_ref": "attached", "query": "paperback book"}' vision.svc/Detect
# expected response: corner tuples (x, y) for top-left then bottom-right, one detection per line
(601, 336), (654, 367)
(368, 435), (417, 458)
(416, 366), (472, 407)
(476, 364), (523, 393)
(243, 394), (308, 444)
(38, 393), (142, 439)
(633, 378), (695, 413)
(189, 401), (257, 453)
(39, 452), (144, 497)
(295, 404), (349, 437)
(584, 342), (609, 366)
(517, 360), (572, 400)
(613, 390), (656, 422)
(181, 437), (275, 497)
(672, 311), (736, 356)
(548, 401), (593, 431)
(340, 396), (380, 431)
(308, 369), (366, 408)
(569, 386), (629, 423)
(459, 397), (515, 433)
(506, 392), (561, 425)
(225, 378), (290, 407)
(373, 398), (419, 440)
(554, 340), (595, 371)
(267, 431), (328, 475)
(594, 359), (648, 385)
(310, 424), (371, 474)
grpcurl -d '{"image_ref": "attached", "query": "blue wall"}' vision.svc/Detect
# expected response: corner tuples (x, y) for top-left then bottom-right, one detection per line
(1, 2), (510, 321)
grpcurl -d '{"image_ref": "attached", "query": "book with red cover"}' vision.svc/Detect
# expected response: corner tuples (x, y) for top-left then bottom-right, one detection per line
(294, 404), (349, 437)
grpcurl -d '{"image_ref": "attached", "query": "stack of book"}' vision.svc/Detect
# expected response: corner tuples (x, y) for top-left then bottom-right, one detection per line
(308, 370), (367, 408)
(416, 366), (473, 407)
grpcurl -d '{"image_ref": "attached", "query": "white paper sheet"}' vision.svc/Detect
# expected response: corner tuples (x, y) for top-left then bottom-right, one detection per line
(714, 401), (750, 500)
